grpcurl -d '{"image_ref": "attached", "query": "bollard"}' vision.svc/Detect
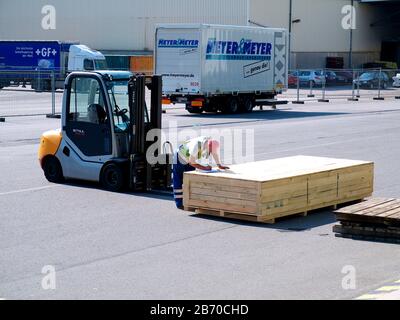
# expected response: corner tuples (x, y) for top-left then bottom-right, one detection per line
(46, 71), (61, 119)
(37, 69), (42, 92)
(318, 77), (329, 103)
(307, 80), (315, 98)
(374, 68), (384, 101)
(348, 69), (359, 101)
(292, 73), (304, 104)
(356, 70), (361, 98)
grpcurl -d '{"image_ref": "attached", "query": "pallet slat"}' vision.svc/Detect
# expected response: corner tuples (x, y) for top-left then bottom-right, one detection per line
(335, 198), (392, 214)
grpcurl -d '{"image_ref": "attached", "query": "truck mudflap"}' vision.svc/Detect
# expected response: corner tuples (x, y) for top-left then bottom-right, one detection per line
(163, 95), (192, 105)
(181, 97), (205, 114)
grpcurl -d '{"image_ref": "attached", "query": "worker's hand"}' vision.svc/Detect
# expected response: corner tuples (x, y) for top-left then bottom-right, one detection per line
(217, 164), (230, 170)
(191, 162), (213, 171)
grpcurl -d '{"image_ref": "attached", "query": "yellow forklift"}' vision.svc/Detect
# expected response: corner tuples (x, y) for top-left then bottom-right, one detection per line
(38, 71), (172, 192)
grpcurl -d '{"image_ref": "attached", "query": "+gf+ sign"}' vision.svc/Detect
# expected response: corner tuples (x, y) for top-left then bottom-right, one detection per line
(35, 48), (58, 57)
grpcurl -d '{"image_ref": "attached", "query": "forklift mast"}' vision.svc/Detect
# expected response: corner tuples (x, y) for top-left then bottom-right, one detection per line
(128, 75), (172, 192)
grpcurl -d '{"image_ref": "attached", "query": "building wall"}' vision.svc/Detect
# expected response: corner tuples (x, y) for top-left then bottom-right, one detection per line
(0, 0), (392, 69)
(250, 0), (386, 68)
(0, 0), (248, 51)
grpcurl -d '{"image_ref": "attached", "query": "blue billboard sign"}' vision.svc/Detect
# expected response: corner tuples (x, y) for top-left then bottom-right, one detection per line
(0, 41), (65, 70)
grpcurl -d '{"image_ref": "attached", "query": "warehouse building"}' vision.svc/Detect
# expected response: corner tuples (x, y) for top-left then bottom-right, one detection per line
(0, 0), (399, 71)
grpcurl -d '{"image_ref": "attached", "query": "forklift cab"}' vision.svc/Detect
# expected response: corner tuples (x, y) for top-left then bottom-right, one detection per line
(63, 71), (146, 160)
(42, 71), (171, 192)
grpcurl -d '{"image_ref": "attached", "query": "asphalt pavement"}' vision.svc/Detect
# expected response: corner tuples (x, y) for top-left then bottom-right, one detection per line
(1, 94), (400, 300)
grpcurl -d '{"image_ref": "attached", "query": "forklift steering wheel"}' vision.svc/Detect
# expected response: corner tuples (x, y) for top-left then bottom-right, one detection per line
(115, 109), (128, 117)
(116, 108), (128, 116)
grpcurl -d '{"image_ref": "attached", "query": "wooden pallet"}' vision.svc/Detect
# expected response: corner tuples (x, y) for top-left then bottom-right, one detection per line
(335, 198), (400, 226)
(334, 198), (400, 242)
(185, 207), (277, 224)
(184, 156), (374, 224)
(186, 204), (342, 224)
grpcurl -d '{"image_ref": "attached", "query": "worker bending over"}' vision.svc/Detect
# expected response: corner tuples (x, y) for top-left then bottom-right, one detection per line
(173, 136), (230, 209)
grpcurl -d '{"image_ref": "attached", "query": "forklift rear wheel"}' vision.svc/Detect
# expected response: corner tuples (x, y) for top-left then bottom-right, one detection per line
(43, 157), (64, 183)
(101, 163), (124, 192)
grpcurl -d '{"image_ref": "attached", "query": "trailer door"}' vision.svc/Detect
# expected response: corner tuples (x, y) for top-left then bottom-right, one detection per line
(155, 28), (201, 95)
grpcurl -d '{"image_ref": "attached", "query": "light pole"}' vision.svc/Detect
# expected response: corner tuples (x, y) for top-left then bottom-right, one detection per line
(288, 0), (293, 69)
(288, 0), (301, 70)
(349, 0), (354, 68)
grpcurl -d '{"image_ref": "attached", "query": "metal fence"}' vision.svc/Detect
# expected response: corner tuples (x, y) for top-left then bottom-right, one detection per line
(0, 69), (62, 118)
(284, 68), (400, 104)
(1, 68), (400, 119)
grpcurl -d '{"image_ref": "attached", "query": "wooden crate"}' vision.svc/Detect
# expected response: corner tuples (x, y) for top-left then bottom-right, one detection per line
(183, 156), (374, 224)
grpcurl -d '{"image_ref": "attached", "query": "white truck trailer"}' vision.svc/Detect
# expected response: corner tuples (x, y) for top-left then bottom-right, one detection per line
(155, 24), (288, 114)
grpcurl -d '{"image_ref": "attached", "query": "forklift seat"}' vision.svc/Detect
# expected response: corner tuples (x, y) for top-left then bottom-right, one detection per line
(88, 104), (107, 124)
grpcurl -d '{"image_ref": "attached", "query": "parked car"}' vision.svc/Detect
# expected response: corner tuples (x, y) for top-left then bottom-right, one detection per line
(323, 71), (337, 86)
(288, 73), (299, 87)
(353, 71), (390, 89)
(335, 71), (353, 84)
(297, 70), (326, 87)
(393, 74), (400, 88)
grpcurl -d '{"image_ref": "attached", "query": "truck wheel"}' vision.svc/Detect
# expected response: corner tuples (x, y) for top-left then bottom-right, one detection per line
(187, 107), (203, 114)
(43, 157), (64, 183)
(101, 163), (124, 192)
(205, 99), (219, 113)
(224, 97), (239, 114)
(243, 98), (254, 113)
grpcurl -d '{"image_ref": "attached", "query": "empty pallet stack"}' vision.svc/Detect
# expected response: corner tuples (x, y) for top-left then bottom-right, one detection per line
(334, 198), (400, 243)
(184, 156), (374, 223)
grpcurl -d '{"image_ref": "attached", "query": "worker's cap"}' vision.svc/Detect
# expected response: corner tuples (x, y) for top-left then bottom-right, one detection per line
(208, 140), (220, 153)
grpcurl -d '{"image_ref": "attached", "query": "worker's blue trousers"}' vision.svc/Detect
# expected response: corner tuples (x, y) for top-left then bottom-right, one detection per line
(173, 151), (195, 208)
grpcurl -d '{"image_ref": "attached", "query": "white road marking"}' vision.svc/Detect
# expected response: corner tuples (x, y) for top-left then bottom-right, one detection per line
(357, 280), (400, 300)
(376, 290), (400, 300)
(0, 185), (58, 196)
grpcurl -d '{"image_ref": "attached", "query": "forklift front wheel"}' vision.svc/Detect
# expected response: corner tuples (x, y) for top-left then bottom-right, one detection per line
(43, 156), (64, 183)
(100, 163), (124, 192)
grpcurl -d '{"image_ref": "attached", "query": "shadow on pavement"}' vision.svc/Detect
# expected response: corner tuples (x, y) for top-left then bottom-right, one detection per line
(190, 209), (337, 231)
(63, 180), (174, 201)
(60, 179), (339, 232)
(177, 109), (348, 123)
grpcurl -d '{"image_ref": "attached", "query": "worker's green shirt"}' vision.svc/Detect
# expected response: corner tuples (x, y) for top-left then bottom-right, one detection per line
(178, 136), (211, 164)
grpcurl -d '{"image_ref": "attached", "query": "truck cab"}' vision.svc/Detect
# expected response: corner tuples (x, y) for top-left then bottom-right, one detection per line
(67, 45), (108, 72)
